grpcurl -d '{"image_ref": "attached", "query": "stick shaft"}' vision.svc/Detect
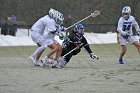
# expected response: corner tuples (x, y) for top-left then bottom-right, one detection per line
(66, 15), (92, 30)
(62, 43), (83, 57)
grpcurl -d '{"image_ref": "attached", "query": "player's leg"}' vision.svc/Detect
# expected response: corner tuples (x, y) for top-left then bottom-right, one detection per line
(128, 36), (140, 54)
(119, 45), (127, 64)
(30, 44), (46, 65)
(41, 43), (60, 66)
(118, 36), (127, 64)
(54, 43), (62, 61)
(30, 33), (46, 65)
(33, 43), (46, 61)
(119, 45), (127, 63)
(51, 43), (63, 67)
(132, 41), (140, 54)
(47, 43), (59, 58)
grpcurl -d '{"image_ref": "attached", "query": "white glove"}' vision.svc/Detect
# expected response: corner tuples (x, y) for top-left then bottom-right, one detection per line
(57, 26), (67, 32)
(122, 31), (130, 38)
(118, 30), (130, 38)
(62, 42), (67, 48)
(90, 53), (99, 60)
(59, 32), (67, 40)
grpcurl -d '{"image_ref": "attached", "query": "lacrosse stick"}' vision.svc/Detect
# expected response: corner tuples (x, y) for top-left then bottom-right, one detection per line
(62, 43), (83, 58)
(58, 10), (100, 39)
(65, 10), (100, 30)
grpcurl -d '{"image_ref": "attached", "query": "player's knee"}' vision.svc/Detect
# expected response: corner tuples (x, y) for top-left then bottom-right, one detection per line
(53, 46), (59, 51)
(58, 45), (62, 51)
(133, 42), (140, 48)
(56, 45), (62, 51)
(121, 48), (127, 53)
(121, 48), (127, 54)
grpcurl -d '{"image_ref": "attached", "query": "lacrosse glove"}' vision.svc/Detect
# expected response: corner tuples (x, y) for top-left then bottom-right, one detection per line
(62, 39), (69, 49)
(90, 53), (99, 60)
(137, 31), (140, 36)
(59, 31), (67, 40)
(121, 31), (130, 39)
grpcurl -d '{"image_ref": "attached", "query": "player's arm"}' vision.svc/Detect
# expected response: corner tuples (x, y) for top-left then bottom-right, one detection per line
(82, 36), (99, 60)
(133, 18), (140, 35)
(117, 18), (126, 35)
(82, 36), (92, 54)
(116, 31), (120, 44)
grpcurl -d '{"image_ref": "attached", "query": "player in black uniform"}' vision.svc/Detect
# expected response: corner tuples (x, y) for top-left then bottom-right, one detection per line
(55, 24), (99, 68)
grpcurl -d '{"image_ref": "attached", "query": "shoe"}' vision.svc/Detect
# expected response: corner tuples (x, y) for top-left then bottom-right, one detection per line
(41, 57), (49, 66)
(51, 61), (58, 68)
(119, 58), (124, 64)
(55, 64), (62, 69)
(29, 55), (40, 66)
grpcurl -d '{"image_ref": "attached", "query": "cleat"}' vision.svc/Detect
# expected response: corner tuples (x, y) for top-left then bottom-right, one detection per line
(41, 57), (49, 67)
(52, 60), (58, 66)
(34, 63), (40, 66)
(51, 60), (59, 68)
(55, 64), (62, 69)
(29, 55), (40, 66)
(119, 58), (124, 64)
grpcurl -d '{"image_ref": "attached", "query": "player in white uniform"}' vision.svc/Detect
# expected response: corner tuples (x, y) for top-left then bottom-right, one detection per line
(30, 8), (64, 66)
(117, 6), (140, 64)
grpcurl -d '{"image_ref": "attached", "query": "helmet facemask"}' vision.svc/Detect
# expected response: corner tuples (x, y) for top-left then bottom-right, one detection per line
(74, 24), (85, 35)
(122, 6), (131, 20)
(49, 8), (56, 19)
(48, 8), (64, 24)
(122, 13), (129, 20)
(54, 11), (64, 24)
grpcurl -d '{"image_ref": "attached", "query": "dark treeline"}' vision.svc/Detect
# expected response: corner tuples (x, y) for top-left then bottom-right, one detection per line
(0, 0), (139, 32)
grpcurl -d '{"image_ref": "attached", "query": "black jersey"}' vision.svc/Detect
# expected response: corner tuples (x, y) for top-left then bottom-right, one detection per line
(65, 30), (92, 54)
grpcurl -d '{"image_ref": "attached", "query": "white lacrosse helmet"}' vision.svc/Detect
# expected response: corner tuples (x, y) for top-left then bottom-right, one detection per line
(122, 6), (131, 19)
(49, 8), (56, 18)
(49, 8), (64, 24)
(54, 11), (64, 24)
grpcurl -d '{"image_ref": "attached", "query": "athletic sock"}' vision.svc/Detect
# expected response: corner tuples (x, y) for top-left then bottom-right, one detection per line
(32, 45), (46, 57)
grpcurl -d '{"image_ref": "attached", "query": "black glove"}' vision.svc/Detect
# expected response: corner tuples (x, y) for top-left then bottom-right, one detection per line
(90, 53), (99, 60)
(62, 39), (69, 49)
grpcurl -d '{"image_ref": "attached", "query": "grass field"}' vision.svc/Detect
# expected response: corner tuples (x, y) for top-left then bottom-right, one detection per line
(0, 44), (140, 93)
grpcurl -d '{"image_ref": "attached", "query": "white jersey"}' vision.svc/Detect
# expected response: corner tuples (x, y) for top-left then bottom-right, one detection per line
(117, 15), (140, 35)
(31, 15), (57, 36)
(31, 15), (58, 45)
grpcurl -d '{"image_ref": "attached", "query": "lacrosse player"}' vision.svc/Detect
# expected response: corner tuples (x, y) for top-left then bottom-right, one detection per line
(29, 8), (64, 66)
(53, 23), (99, 68)
(117, 6), (140, 64)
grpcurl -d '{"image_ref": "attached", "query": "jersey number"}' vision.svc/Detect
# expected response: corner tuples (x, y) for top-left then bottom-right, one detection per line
(123, 25), (131, 31)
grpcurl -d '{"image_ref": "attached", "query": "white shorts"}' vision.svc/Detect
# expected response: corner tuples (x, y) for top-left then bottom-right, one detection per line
(31, 32), (44, 45)
(119, 35), (138, 45)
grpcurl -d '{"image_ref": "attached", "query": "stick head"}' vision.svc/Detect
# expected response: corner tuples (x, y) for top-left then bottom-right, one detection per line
(91, 10), (100, 17)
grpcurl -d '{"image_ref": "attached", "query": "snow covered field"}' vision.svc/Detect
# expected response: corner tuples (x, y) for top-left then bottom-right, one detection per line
(0, 28), (118, 46)
(0, 28), (140, 46)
